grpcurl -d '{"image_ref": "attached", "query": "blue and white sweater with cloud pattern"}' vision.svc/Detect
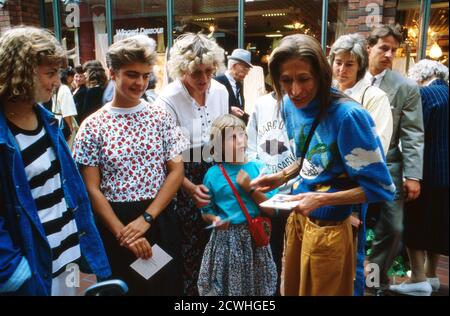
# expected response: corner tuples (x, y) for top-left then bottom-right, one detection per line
(283, 91), (395, 221)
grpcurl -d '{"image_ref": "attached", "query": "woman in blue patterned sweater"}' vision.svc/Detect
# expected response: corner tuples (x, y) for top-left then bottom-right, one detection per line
(251, 34), (395, 296)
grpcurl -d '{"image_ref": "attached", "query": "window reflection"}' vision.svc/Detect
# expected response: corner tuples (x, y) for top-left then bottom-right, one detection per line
(173, 0), (238, 55)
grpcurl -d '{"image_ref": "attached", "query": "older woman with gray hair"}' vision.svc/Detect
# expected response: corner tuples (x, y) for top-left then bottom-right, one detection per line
(408, 59), (449, 84)
(329, 33), (393, 153)
(155, 33), (229, 295)
(390, 60), (448, 296)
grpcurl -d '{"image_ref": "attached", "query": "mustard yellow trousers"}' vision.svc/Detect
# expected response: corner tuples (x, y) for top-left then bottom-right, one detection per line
(283, 213), (355, 296)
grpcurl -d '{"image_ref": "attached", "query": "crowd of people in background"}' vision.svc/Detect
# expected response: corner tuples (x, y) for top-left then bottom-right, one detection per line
(0, 23), (448, 297)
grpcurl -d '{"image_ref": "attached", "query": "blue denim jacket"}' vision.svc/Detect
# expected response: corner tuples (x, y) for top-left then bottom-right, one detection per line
(0, 104), (111, 295)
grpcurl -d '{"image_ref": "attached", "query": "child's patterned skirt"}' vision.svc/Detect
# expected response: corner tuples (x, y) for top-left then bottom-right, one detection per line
(197, 223), (277, 296)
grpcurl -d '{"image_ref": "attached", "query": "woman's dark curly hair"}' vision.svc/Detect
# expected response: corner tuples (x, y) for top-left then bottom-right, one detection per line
(83, 60), (107, 88)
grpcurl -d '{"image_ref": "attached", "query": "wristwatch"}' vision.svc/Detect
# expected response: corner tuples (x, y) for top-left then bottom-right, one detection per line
(142, 212), (154, 225)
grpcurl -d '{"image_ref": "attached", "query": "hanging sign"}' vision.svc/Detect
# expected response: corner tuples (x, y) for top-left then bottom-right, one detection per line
(116, 28), (164, 36)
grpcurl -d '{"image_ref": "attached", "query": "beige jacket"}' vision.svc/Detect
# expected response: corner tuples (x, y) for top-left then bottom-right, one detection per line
(345, 78), (393, 154)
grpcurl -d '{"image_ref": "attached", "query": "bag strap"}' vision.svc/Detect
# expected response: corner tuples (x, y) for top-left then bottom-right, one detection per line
(218, 164), (252, 224)
(298, 117), (320, 172)
(360, 85), (371, 106)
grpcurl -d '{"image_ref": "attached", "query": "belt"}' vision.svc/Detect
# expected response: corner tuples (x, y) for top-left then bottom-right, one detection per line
(309, 218), (343, 227)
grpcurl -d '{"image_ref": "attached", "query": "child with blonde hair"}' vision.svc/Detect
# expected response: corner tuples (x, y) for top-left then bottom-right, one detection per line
(198, 114), (277, 296)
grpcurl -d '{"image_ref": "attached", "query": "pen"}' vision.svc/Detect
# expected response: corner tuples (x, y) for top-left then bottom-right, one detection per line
(257, 166), (268, 178)
(205, 213), (240, 229)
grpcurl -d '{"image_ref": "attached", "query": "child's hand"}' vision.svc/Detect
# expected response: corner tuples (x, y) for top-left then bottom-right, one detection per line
(236, 169), (251, 192)
(213, 216), (230, 230)
(188, 184), (210, 208)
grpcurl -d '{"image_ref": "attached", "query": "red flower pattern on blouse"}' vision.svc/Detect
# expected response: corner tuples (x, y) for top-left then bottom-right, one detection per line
(73, 102), (189, 202)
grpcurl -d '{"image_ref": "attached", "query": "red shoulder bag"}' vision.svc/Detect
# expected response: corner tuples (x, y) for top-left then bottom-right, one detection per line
(218, 164), (271, 247)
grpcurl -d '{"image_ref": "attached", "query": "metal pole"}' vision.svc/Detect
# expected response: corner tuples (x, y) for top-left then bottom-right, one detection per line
(106, 0), (114, 45)
(167, 0), (174, 49)
(238, 0), (245, 49)
(40, 0), (47, 28)
(52, 0), (61, 41)
(417, 0), (431, 61)
(321, 0), (328, 53)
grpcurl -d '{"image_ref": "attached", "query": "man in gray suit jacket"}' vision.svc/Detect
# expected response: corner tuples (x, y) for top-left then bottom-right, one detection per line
(365, 25), (424, 294)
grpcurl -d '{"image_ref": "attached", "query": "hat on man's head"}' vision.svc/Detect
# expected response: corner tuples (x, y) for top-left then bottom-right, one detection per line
(228, 48), (253, 68)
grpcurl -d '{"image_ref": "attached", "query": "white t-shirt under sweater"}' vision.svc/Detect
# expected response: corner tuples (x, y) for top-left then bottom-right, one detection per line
(247, 93), (297, 193)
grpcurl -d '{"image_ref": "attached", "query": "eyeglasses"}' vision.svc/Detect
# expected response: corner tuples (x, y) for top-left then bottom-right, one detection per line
(189, 67), (216, 79)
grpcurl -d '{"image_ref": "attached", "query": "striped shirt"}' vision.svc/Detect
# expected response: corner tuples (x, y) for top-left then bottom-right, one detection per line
(421, 79), (449, 187)
(7, 113), (81, 279)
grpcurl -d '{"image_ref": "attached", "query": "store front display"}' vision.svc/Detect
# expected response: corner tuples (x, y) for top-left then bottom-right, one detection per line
(2, 0), (447, 82)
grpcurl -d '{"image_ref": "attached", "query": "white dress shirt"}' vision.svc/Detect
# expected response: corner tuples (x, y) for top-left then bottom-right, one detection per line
(364, 69), (387, 87)
(225, 71), (237, 96)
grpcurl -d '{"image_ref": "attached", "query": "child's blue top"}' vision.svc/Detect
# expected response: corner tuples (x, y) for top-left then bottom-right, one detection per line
(201, 160), (277, 224)
(282, 91), (395, 221)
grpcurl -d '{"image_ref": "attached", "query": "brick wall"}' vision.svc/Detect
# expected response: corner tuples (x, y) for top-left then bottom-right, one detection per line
(0, 0), (41, 33)
(78, 2), (96, 64)
(345, 0), (397, 37)
(0, 5), (12, 29)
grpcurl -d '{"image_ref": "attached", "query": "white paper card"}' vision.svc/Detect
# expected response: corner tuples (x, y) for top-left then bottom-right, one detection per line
(130, 244), (173, 280)
(259, 194), (299, 211)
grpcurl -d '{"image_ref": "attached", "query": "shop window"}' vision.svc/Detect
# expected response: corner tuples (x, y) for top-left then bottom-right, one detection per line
(398, 1), (448, 66)
(173, 0), (239, 55)
(111, 0), (167, 93)
(326, 0), (445, 74)
(111, 0), (167, 52)
(56, 0), (107, 70)
(43, 0), (55, 32)
(325, 0), (448, 75)
(243, 0), (322, 94)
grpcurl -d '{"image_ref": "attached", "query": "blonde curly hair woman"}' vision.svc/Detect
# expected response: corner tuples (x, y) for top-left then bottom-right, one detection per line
(0, 28), (66, 100)
(155, 33), (229, 295)
(0, 26), (111, 295)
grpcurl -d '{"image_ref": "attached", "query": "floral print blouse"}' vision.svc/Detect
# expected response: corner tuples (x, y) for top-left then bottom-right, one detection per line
(73, 101), (189, 202)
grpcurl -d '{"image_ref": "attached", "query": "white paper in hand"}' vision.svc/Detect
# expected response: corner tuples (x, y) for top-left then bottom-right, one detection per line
(259, 194), (299, 211)
(130, 244), (173, 280)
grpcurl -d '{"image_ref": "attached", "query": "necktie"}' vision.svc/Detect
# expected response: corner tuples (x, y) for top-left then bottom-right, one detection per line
(235, 81), (242, 107)
(371, 76), (377, 86)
